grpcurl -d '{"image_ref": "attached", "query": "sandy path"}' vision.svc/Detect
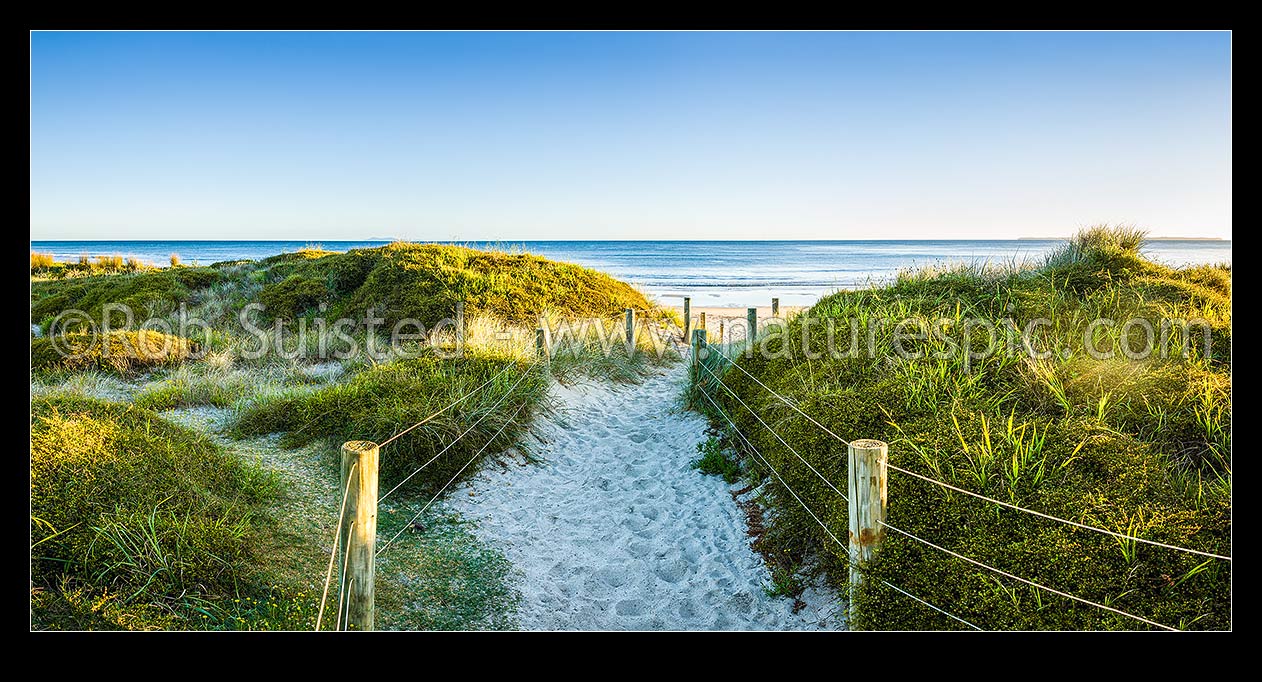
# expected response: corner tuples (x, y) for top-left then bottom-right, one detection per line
(448, 365), (842, 630)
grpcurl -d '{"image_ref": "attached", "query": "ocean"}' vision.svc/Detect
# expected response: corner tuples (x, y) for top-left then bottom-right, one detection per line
(30, 239), (1232, 308)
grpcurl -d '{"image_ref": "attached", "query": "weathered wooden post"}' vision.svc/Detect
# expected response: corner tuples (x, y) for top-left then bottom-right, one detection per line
(455, 301), (466, 355)
(698, 311), (706, 337)
(847, 438), (888, 626)
(690, 328), (707, 385)
(536, 327), (549, 362)
(718, 320), (725, 346)
(683, 296), (691, 340)
(339, 440), (379, 631)
(771, 297), (780, 318)
(746, 307), (758, 354)
(624, 308), (636, 356)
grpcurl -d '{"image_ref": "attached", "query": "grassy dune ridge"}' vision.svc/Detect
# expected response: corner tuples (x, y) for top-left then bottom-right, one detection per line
(690, 226), (1231, 630)
(30, 242), (677, 630)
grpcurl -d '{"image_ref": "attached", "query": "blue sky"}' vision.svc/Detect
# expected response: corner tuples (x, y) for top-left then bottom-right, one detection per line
(30, 31), (1231, 241)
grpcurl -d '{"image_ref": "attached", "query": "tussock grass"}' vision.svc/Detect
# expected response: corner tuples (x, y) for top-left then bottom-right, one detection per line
(31, 251), (56, 269)
(132, 361), (328, 409)
(30, 395), (309, 630)
(31, 368), (139, 402)
(32, 267), (224, 332)
(254, 242), (662, 327)
(232, 351), (548, 498)
(692, 226), (1231, 630)
(32, 330), (194, 374)
(31, 251), (159, 280)
(30, 241), (681, 629)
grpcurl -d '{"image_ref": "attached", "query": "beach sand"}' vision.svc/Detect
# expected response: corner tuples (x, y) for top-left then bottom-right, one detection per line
(671, 305), (807, 343)
(447, 364), (842, 630)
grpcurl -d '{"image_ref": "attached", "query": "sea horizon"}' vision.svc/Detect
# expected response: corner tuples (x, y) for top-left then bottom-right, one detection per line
(31, 237), (1233, 308)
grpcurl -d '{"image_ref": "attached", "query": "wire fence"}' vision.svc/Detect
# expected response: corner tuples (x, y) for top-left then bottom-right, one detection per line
(312, 305), (1227, 631)
(312, 334), (616, 630)
(691, 333), (1230, 631)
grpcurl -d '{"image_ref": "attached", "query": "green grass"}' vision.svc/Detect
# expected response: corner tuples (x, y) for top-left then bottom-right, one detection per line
(30, 395), (312, 630)
(31, 266), (224, 332)
(29, 241), (681, 630)
(692, 435), (742, 483)
(31, 251), (157, 280)
(31, 330), (195, 374)
(231, 351), (549, 497)
(690, 226), (1231, 630)
(375, 508), (521, 630)
(253, 241), (664, 327)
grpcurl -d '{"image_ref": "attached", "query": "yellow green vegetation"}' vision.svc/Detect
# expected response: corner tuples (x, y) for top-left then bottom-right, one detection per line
(255, 242), (658, 326)
(30, 396), (313, 630)
(31, 330), (195, 373)
(691, 226), (1230, 630)
(232, 353), (548, 497)
(31, 251), (156, 279)
(31, 241), (675, 630)
(32, 267), (224, 332)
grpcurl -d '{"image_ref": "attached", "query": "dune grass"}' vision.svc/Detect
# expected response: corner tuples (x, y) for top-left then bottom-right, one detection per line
(231, 351), (549, 498)
(31, 330), (195, 374)
(31, 251), (157, 280)
(30, 395), (315, 630)
(251, 241), (663, 328)
(29, 241), (683, 630)
(31, 251), (56, 269)
(31, 267), (224, 332)
(689, 226), (1230, 630)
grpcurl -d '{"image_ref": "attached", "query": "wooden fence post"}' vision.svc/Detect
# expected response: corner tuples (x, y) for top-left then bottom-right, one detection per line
(690, 328), (707, 384)
(718, 320), (725, 346)
(455, 301), (466, 355)
(536, 327), (549, 361)
(624, 308), (636, 356)
(772, 297), (780, 317)
(847, 438), (888, 626)
(683, 296), (691, 341)
(339, 440), (379, 631)
(698, 311), (706, 337)
(746, 307), (758, 353)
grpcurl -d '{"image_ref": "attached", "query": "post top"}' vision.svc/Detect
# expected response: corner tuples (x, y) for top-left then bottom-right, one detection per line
(343, 440), (379, 452)
(850, 439), (888, 450)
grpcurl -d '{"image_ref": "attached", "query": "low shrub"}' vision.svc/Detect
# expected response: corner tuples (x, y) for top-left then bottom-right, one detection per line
(31, 330), (194, 374)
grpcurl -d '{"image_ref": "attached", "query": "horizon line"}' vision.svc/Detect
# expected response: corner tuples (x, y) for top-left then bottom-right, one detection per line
(28, 236), (1231, 243)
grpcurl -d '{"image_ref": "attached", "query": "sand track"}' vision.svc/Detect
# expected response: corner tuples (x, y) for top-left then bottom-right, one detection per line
(449, 365), (842, 630)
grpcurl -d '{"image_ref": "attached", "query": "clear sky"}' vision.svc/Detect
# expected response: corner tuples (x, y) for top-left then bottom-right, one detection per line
(30, 31), (1231, 241)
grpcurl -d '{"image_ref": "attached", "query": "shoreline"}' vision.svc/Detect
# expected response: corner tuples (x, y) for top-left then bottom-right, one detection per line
(672, 305), (808, 343)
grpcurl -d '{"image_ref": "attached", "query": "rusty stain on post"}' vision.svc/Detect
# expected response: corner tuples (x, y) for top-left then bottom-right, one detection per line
(847, 438), (888, 627)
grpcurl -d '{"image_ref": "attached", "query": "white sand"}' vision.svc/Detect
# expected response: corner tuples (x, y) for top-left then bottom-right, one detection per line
(448, 365), (844, 630)
(672, 305), (806, 342)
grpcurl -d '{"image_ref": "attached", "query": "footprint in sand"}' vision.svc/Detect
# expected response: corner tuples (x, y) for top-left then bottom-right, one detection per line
(447, 366), (842, 631)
